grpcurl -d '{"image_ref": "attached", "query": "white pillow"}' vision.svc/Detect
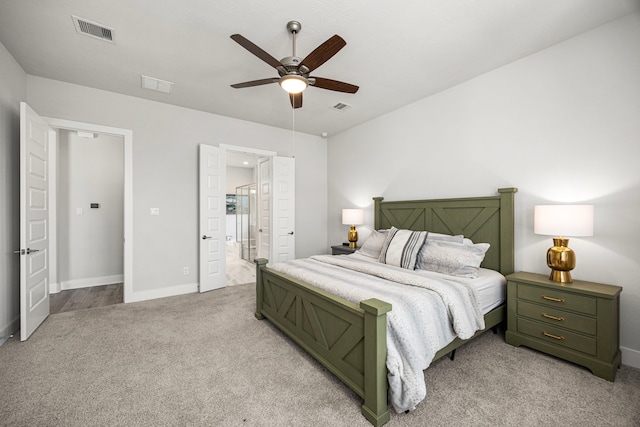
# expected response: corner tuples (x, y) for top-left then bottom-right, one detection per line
(415, 239), (490, 278)
(378, 227), (427, 269)
(357, 229), (388, 258)
(427, 232), (464, 244)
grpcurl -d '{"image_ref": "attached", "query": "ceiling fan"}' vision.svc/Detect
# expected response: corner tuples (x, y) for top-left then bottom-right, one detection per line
(230, 21), (359, 109)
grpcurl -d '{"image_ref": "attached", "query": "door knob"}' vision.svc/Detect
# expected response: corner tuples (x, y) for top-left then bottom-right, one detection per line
(288, 231), (294, 235)
(202, 235), (213, 240)
(14, 248), (39, 254)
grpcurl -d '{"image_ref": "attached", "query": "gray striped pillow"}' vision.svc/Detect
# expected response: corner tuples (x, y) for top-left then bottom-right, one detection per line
(378, 227), (427, 269)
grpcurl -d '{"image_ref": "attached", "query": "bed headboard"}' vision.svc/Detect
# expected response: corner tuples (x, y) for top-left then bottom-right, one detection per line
(373, 188), (517, 275)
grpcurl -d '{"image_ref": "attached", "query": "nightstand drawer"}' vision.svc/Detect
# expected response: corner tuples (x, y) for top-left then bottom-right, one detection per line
(517, 301), (597, 335)
(517, 317), (597, 356)
(517, 283), (596, 315)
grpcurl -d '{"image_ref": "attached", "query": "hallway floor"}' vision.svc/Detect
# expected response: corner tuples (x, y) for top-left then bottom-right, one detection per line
(50, 283), (123, 314)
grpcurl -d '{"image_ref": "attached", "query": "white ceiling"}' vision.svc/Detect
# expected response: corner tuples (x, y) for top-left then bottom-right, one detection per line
(1, 1), (638, 137)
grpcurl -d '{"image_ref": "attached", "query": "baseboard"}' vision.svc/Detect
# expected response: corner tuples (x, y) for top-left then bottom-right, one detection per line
(128, 282), (199, 303)
(0, 317), (20, 338)
(621, 346), (640, 370)
(49, 281), (61, 294)
(60, 274), (124, 291)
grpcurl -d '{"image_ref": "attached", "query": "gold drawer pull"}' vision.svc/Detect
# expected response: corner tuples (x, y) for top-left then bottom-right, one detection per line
(543, 331), (565, 340)
(541, 312), (565, 321)
(541, 295), (565, 303)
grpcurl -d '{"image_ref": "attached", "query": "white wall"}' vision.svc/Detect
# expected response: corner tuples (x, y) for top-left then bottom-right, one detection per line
(327, 13), (640, 367)
(0, 41), (26, 337)
(226, 166), (254, 194)
(226, 166), (254, 242)
(26, 76), (327, 299)
(57, 130), (124, 289)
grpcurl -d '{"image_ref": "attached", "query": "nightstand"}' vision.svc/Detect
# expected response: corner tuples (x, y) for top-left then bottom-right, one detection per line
(505, 272), (622, 381)
(331, 245), (357, 255)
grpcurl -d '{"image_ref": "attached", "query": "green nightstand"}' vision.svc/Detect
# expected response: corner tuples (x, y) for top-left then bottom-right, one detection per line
(505, 272), (622, 381)
(331, 245), (358, 255)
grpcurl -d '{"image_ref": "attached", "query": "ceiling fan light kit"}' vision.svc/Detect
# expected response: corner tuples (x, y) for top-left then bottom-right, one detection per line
(230, 20), (359, 108)
(279, 75), (308, 94)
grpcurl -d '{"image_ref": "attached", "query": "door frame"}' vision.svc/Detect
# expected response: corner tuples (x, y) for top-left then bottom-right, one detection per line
(43, 117), (133, 303)
(219, 144), (276, 163)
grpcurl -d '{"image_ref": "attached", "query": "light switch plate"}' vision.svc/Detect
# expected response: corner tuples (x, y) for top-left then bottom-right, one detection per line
(150, 208), (160, 216)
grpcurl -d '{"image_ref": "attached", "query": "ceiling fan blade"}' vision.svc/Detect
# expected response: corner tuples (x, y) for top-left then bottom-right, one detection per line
(289, 92), (302, 109)
(310, 77), (359, 94)
(300, 35), (346, 73)
(230, 34), (282, 69)
(231, 78), (279, 89)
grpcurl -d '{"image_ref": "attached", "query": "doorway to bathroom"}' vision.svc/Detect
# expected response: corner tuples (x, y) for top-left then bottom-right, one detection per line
(224, 151), (259, 286)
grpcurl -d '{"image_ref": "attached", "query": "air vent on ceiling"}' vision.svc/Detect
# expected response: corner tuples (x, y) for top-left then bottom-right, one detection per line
(141, 75), (174, 94)
(72, 15), (115, 43)
(331, 102), (352, 112)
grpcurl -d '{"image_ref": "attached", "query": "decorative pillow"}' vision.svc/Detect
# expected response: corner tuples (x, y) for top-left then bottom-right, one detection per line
(427, 232), (464, 244)
(378, 227), (427, 269)
(416, 239), (490, 278)
(357, 229), (388, 258)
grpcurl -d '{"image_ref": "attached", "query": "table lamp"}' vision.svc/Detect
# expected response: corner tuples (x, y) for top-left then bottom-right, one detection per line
(534, 205), (594, 283)
(342, 209), (364, 248)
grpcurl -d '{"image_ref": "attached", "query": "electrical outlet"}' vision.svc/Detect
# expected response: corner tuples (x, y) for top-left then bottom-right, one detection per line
(183, 267), (189, 275)
(150, 208), (160, 216)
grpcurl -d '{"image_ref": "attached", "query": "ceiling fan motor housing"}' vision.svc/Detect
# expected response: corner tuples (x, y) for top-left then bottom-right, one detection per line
(279, 56), (309, 77)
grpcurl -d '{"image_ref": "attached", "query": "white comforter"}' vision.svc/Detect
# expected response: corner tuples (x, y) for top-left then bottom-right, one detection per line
(269, 254), (485, 413)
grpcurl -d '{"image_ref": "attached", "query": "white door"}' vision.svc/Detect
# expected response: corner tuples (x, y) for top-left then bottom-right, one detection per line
(199, 144), (226, 292)
(271, 156), (295, 263)
(257, 158), (271, 260)
(19, 102), (52, 341)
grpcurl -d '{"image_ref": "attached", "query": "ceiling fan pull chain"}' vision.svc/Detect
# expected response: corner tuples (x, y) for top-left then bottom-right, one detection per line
(291, 105), (296, 158)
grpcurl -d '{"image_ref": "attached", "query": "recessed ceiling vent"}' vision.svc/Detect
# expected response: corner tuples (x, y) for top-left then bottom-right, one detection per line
(141, 75), (174, 94)
(72, 15), (115, 43)
(331, 102), (352, 112)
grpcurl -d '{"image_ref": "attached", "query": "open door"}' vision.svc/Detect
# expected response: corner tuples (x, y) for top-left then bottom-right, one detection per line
(257, 158), (271, 260)
(19, 102), (52, 340)
(271, 156), (295, 263)
(199, 144), (226, 292)
(257, 156), (295, 264)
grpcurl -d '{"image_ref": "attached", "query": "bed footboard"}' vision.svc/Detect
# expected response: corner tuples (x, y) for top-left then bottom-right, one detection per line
(255, 258), (392, 426)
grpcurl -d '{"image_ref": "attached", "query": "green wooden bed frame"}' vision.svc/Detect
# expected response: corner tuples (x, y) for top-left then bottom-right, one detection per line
(254, 188), (517, 426)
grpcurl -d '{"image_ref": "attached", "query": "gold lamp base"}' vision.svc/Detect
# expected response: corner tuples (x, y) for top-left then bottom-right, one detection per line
(347, 225), (359, 248)
(547, 237), (576, 283)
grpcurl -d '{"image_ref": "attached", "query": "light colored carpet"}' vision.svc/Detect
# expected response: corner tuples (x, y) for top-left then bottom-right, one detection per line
(1, 283), (639, 426)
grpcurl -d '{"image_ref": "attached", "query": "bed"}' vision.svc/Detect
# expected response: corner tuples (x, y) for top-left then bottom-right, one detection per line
(254, 188), (517, 426)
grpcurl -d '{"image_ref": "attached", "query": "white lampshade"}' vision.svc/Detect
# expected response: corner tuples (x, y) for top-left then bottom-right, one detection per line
(279, 75), (308, 94)
(342, 209), (364, 225)
(534, 205), (594, 237)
